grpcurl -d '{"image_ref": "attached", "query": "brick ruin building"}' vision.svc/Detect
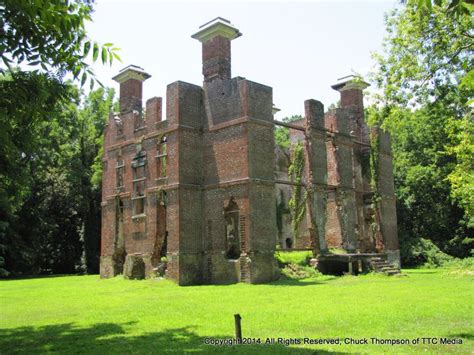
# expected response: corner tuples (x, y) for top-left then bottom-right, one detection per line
(100, 18), (400, 284)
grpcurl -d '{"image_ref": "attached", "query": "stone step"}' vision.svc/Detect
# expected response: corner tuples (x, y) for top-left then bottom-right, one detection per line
(372, 265), (393, 270)
(371, 263), (391, 267)
(370, 260), (388, 264)
(369, 258), (401, 275)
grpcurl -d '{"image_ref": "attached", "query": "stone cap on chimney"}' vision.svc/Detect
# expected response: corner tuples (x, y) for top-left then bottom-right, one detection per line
(112, 65), (151, 84)
(331, 75), (369, 92)
(191, 17), (242, 43)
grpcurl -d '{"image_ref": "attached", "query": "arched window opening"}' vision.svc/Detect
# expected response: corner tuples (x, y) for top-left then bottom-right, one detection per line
(224, 197), (241, 260)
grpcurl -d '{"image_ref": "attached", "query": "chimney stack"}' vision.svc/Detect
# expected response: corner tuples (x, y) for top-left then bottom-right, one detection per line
(112, 65), (151, 113)
(192, 17), (242, 82)
(331, 75), (369, 108)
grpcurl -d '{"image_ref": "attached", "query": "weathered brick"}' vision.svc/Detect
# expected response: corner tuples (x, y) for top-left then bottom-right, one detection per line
(100, 19), (400, 283)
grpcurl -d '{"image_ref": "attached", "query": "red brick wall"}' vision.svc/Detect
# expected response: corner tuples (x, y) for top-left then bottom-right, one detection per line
(202, 35), (231, 81)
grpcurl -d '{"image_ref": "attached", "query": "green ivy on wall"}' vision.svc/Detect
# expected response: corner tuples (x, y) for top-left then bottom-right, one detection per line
(288, 141), (307, 237)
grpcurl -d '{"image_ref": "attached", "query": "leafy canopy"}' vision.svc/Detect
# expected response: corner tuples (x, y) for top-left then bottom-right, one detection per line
(1, 0), (121, 88)
(370, 0), (473, 260)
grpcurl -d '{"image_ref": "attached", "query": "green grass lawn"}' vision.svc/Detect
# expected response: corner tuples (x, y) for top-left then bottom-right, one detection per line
(0, 269), (472, 354)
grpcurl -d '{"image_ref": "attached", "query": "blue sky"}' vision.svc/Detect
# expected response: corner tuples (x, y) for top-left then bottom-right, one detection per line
(86, 0), (397, 118)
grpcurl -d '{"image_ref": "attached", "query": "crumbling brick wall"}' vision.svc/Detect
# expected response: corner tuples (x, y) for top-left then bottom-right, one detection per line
(100, 18), (400, 285)
(283, 77), (398, 260)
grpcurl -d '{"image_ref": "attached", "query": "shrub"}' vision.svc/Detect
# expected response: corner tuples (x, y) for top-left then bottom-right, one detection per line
(281, 263), (321, 279)
(275, 251), (312, 267)
(441, 256), (474, 270)
(400, 236), (453, 267)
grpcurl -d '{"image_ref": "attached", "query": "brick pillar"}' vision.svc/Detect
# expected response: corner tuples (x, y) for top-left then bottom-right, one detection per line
(304, 99), (328, 253)
(146, 97), (162, 125)
(192, 17), (241, 82)
(165, 81), (204, 285)
(333, 108), (358, 252)
(372, 126), (400, 267)
(112, 65), (151, 113)
(332, 76), (373, 252)
(243, 80), (279, 283)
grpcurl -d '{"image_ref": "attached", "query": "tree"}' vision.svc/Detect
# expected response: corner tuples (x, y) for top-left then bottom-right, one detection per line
(1, 0), (120, 87)
(274, 115), (304, 149)
(0, 0), (119, 275)
(373, 0), (472, 105)
(0, 84), (115, 275)
(415, 0), (474, 17)
(370, 0), (473, 262)
(75, 88), (116, 273)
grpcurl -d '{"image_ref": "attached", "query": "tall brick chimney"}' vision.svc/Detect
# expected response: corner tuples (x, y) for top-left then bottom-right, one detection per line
(192, 17), (242, 82)
(112, 65), (151, 112)
(331, 75), (369, 108)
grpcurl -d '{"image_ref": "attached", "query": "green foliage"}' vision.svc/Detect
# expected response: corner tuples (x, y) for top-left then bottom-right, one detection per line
(415, 0), (474, 17)
(0, 0), (118, 276)
(75, 88), (116, 273)
(373, 0), (473, 106)
(402, 236), (474, 269)
(0, 71), (70, 275)
(0, 80), (115, 276)
(380, 105), (472, 258)
(441, 256), (474, 270)
(274, 115), (303, 149)
(401, 236), (454, 266)
(366, 114), (381, 192)
(371, 0), (473, 261)
(280, 263), (321, 279)
(288, 141), (307, 237)
(446, 115), (474, 228)
(275, 250), (312, 267)
(1, 0), (120, 88)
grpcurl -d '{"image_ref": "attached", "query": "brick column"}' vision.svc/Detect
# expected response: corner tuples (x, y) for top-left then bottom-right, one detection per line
(165, 81), (204, 285)
(304, 99), (328, 253)
(332, 76), (373, 252)
(333, 108), (358, 252)
(372, 126), (400, 267)
(146, 97), (162, 125)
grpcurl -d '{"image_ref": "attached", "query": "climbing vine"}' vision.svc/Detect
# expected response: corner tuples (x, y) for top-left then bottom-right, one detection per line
(368, 126), (382, 241)
(288, 141), (307, 237)
(369, 127), (380, 192)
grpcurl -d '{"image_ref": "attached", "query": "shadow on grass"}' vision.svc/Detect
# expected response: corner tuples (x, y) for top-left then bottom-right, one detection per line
(447, 332), (474, 341)
(401, 269), (438, 274)
(0, 274), (91, 282)
(0, 322), (349, 354)
(268, 276), (339, 287)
